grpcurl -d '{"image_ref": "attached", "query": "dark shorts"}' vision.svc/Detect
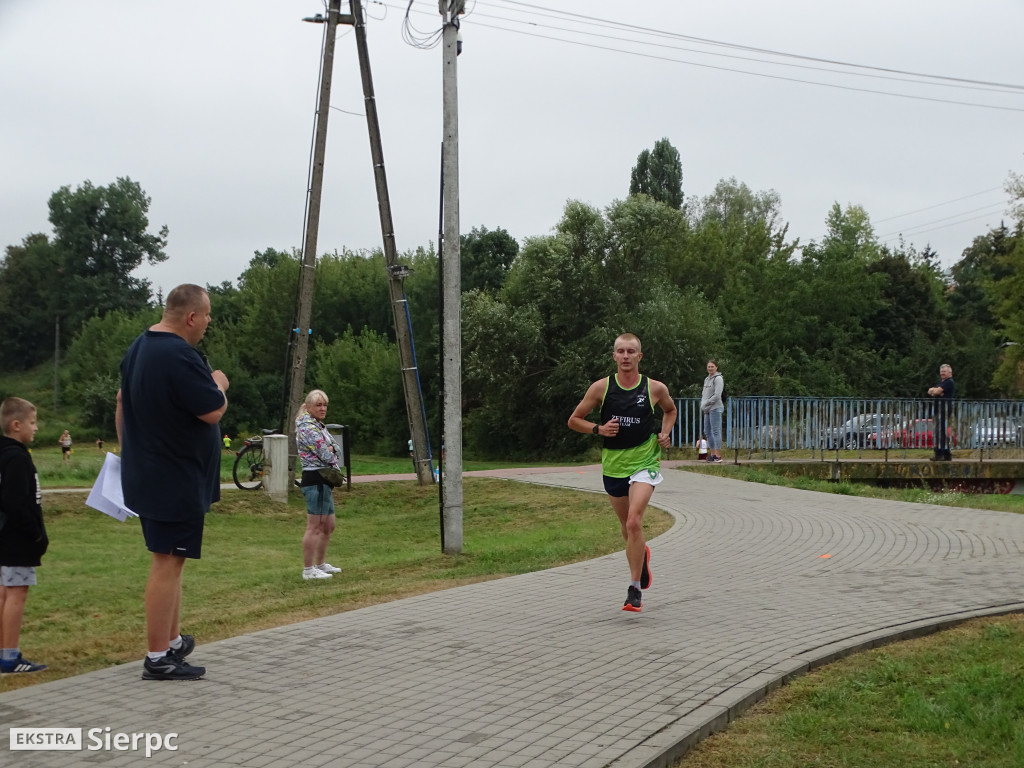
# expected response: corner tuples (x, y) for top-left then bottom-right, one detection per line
(61, 446), (71, 453)
(140, 516), (205, 559)
(603, 475), (631, 498)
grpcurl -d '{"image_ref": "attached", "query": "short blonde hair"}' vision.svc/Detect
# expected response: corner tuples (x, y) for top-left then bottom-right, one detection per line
(614, 333), (642, 352)
(1, 397), (36, 435)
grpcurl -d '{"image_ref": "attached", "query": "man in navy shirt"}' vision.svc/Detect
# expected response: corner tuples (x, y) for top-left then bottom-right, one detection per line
(927, 363), (955, 462)
(116, 284), (229, 680)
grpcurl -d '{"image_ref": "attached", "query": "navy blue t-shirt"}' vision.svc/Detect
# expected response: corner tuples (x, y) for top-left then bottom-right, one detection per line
(120, 330), (224, 521)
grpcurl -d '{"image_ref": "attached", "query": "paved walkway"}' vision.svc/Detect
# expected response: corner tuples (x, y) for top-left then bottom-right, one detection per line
(6, 467), (1024, 767)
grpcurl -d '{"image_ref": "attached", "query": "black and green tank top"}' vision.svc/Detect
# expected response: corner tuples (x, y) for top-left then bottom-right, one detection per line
(599, 374), (661, 478)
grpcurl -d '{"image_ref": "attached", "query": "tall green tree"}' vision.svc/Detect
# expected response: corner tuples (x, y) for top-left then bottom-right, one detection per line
(989, 174), (1024, 394)
(464, 199), (722, 457)
(48, 177), (168, 335)
(0, 234), (61, 367)
(460, 226), (519, 294)
(628, 138), (683, 209)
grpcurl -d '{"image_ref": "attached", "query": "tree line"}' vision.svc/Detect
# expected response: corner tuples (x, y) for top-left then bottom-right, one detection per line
(3, 146), (1022, 457)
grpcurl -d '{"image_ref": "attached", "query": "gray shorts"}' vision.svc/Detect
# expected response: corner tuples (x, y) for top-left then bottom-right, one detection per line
(0, 566), (37, 587)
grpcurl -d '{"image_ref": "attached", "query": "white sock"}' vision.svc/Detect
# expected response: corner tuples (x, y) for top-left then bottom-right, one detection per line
(303, 566), (316, 573)
(168, 635), (183, 650)
(147, 649), (170, 661)
(630, 581), (641, 590)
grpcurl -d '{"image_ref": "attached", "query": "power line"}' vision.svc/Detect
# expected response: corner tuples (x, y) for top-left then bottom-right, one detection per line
(466, 19), (1024, 113)
(463, 9), (1021, 97)
(878, 204), (1008, 241)
(482, 0), (1024, 92)
(874, 188), (1005, 224)
(392, 2), (1024, 111)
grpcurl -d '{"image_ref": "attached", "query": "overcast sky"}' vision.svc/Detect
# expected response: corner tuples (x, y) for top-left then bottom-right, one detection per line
(2, 0), (1022, 297)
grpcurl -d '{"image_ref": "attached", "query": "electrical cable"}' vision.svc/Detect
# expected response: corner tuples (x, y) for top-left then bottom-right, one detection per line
(388, 1), (1023, 110)
(482, 0), (1024, 91)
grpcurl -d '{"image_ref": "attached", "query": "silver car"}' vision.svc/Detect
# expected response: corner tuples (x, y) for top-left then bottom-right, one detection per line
(969, 417), (1021, 447)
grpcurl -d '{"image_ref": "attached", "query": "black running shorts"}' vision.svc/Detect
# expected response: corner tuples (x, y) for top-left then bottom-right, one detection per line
(140, 516), (205, 559)
(602, 475), (631, 498)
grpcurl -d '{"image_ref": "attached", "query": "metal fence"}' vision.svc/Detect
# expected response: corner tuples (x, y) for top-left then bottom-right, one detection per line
(673, 396), (1024, 460)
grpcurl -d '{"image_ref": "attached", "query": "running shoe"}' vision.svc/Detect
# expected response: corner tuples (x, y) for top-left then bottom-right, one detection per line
(317, 562), (342, 574)
(0, 653), (47, 674)
(172, 634), (195, 659)
(622, 585), (642, 613)
(303, 568), (332, 580)
(640, 545), (652, 590)
(142, 653), (206, 681)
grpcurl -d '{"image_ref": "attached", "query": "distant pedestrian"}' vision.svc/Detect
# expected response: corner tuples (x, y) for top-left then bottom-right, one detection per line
(95, 437), (104, 452)
(927, 363), (955, 462)
(0, 397), (49, 674)
(568, 333), (677, 614)
(222, 434), (232, 452)
(695, 433), (708, 461)
(58, 430), (72, 464)
(700, 360), (724, 463)
(296, 390), (342, 581)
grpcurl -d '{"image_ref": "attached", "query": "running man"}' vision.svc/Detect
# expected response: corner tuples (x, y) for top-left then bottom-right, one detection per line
(568, 333), (677, 613)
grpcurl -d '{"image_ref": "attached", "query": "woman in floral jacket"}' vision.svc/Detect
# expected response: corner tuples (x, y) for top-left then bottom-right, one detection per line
(295, 389), (342, 581)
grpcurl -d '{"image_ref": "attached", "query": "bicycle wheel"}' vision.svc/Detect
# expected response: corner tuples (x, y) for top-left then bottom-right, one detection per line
(233, 442), (265, 490)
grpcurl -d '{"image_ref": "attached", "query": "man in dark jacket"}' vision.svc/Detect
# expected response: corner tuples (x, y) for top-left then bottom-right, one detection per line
(927, 363), (955, 461)
(0, 397), (49, 674)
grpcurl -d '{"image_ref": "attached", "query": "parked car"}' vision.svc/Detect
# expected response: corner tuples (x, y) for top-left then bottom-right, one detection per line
(822, 413), (902, 450)
(969, 417), (1021, 447)
(898, 418), (957, 449)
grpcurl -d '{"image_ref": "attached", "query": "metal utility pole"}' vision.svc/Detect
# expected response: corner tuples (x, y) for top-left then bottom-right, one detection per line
(349, 0), (433, 486)
(285, 0), (347, 467)
(439, 0), (465, 553)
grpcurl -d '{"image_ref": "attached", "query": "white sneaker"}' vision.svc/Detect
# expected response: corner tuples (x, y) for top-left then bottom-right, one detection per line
(317, 562), (342, 574)
(303, 568), (332, 580)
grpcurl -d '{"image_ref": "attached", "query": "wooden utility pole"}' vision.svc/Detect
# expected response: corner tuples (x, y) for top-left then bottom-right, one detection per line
(439, 0), (465, 553)
(349, 0), (433, 486)
(285, 0), (346, 466)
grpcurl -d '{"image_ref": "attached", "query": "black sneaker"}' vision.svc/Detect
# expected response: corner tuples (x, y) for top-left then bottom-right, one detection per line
(142, 653), (206, 681)
(0, 653), (47, 674)
(172, 634), (195, 659)
(622, 585), (642, 613)
(640, 545), (652, 590)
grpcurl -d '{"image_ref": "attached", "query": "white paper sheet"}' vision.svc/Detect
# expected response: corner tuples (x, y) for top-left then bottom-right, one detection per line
(85, 452), (138, 521)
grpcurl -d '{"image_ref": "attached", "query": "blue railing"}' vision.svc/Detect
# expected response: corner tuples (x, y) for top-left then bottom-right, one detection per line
(673, 396), (1024, 460)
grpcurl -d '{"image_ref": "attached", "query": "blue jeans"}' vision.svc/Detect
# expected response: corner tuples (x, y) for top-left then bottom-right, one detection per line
(703, 408), (723, 451)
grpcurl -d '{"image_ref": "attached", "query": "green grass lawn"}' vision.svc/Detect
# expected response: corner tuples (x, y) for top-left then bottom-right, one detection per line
(1, 478), (670, 692)
(674, 613), (1024, 768)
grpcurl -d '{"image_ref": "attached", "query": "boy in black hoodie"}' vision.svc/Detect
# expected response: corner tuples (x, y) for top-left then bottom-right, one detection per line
(0, 397), (49, 674)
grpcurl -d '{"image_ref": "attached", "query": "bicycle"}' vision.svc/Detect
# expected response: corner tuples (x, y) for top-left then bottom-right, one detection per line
(232, 429), (278, 490)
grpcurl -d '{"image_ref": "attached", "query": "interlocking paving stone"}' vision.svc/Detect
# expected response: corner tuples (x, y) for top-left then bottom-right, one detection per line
(5, 468), (1024, 767)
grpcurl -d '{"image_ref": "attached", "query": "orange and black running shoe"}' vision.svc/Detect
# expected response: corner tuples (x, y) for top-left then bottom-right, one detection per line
(622, 585), (642, 612)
